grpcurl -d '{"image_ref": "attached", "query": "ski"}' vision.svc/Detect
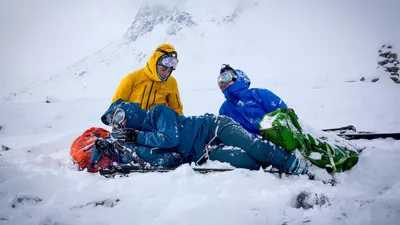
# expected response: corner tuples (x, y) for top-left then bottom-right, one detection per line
(338, 132), (400, 140)
(98, 164), (336, 185)
(99, 165), (238, 177)
(323, 125), (400, 140)
(322, 125), (357, 133)
(99, 165), (174, 176)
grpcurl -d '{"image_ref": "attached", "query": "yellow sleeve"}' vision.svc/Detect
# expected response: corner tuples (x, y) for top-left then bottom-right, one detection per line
(167, 78), (184, 115)
(111, 73), (134, 103)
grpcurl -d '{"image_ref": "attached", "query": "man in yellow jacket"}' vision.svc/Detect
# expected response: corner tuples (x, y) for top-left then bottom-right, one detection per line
(112, 44), (184, 115)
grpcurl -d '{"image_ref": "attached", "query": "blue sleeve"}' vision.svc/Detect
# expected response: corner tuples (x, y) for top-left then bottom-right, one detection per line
(255, 89), (287, 112)
(136, 106), (180, 148)
(219, 102), (227, 115)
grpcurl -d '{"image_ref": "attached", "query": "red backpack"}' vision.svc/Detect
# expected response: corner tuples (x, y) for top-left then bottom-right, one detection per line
(70, 127), (114, 172)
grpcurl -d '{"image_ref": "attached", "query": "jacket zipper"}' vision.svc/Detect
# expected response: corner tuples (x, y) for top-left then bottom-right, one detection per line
(175, 94), (181, 108)
(153, 90), (157, 105)
(140, 85), (147, 109)
(146, 63), (153, 74)
(145, 81), (155, 110)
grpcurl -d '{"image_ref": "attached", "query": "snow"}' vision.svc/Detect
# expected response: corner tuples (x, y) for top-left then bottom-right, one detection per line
(259, 114), (277, 129)
(1, 0), (400, 224)
(310, 152), (322, 160)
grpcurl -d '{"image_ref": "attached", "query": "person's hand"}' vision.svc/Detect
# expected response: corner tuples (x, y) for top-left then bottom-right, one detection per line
(113, 129), (139, 144)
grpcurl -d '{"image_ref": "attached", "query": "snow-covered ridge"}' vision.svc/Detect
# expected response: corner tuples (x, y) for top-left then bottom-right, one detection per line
(125, 5), (196, 41)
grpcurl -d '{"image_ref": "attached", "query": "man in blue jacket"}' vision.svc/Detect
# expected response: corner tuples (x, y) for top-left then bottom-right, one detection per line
(218, 64), (287, 136)
(100, 99), (309, 175)
(217, 65), (359, 173)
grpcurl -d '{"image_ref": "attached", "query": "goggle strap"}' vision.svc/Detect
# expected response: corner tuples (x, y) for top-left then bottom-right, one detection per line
(156, 48), (177, 57)
(156, 48), (169, 54)
(221, 64), (234, 73)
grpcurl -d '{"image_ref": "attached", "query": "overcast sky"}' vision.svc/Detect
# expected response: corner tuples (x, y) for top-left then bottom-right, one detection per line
(0, 0), (141, 79)
(1, 0), (399, 84)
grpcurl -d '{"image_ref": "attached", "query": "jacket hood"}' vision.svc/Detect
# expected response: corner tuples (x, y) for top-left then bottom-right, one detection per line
(222, 69), (251, 101)
(144, 43), (178, 82)
(101, 99), (126, 125)
(101, 99), (147, 129)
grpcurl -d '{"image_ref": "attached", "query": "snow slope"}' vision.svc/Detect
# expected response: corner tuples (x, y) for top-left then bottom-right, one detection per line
(1, 1), (400, 224)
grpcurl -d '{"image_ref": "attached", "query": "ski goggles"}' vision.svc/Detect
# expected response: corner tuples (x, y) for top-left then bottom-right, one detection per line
(218, 70), (236, 84)
(112, 109), (126, 130)
(156, 48), (179, 70)
(158, 55), (178, 70)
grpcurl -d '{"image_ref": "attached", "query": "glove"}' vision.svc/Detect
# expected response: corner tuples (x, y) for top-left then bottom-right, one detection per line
(90, 139), (113, 170)
(113, 128), (139, 144)
(94, 139), (110, 151)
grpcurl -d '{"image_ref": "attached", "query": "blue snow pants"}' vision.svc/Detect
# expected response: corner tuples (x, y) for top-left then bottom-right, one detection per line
(206, 116), (297, 172)
(124, 143), (185, 168)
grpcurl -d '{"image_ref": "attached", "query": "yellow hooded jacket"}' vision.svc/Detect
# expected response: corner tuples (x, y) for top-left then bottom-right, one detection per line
(111, 44), (184, 115)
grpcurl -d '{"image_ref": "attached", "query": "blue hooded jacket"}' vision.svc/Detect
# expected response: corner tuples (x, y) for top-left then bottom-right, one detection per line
(219, 70), (287, 136)
(102, 99), (215, 162)
(101, 99), (300, 173)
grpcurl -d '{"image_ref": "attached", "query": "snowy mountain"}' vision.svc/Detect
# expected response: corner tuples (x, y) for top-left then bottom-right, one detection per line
(1, 1), (400, 224)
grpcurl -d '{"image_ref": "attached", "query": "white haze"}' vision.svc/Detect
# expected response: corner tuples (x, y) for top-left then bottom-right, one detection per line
(1, 1), (400, 224)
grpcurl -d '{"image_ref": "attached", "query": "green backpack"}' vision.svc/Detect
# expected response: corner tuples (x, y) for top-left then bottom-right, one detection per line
(259, 108), (359, 173)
